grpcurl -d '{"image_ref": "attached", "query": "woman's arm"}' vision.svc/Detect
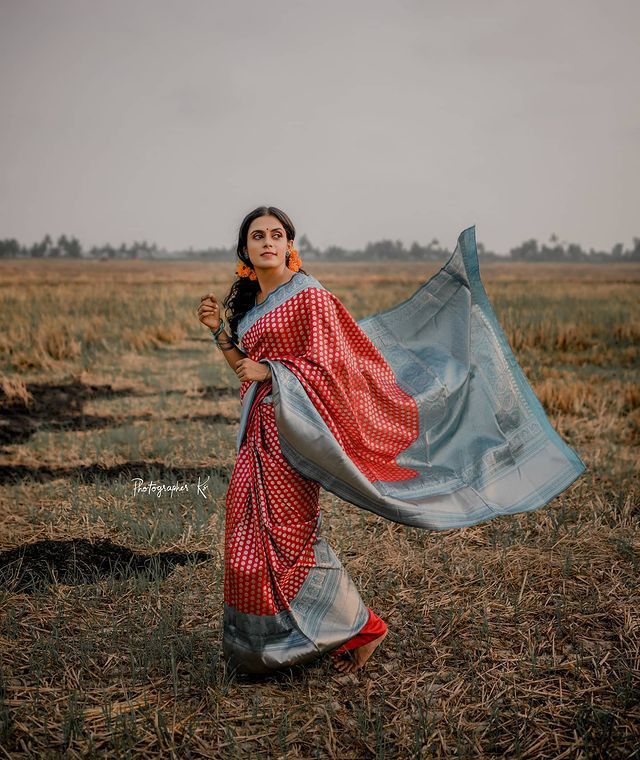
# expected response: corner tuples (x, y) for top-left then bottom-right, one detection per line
(197, 292), (270, 383)
(214, 327), (272, 382)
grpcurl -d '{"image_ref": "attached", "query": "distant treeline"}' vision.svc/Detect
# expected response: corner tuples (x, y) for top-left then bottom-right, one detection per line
(1, 232), (639, 262)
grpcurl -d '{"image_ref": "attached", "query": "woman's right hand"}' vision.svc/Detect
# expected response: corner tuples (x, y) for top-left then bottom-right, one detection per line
(197, 292), (221, 331)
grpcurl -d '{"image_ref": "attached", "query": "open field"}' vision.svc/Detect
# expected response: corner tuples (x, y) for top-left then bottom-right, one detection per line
(0, 258), (638, 758)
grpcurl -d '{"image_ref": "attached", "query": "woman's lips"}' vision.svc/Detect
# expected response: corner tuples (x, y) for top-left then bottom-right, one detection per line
(261, 252), (276, 256)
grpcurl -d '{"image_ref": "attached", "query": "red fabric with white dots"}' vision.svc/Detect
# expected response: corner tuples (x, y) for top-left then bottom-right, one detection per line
(224, 395), (320, 615)
(224, 286), (419, 618)
(239, 287), (420, 482)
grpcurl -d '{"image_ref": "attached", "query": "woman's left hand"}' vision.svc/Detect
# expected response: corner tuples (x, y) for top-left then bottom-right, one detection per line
(234, 358), (271, 383)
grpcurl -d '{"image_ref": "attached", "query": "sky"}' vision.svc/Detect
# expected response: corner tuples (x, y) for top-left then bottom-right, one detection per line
(0, 0), (638, 255)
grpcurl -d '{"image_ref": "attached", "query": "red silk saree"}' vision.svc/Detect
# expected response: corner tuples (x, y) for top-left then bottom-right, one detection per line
(222, 225), (586, 675)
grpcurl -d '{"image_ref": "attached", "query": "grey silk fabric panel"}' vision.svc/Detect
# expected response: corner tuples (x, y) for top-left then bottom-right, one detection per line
(222, 538), (369, 675)
(234, 225), (586, 531)
(263, 362), (500, 529)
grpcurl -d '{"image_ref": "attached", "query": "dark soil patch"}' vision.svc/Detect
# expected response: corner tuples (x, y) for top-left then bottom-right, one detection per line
(190, 385), (238, 400)
(0, 379), (238, 447)
(0, 537), (213, 593)
(0, 460), (231, 485)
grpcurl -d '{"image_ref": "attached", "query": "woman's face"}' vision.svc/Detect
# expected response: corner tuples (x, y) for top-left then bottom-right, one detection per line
(245, 215), (293, 275)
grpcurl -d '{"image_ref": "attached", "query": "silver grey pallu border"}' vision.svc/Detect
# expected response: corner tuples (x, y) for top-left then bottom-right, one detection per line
(235, 225), (586, 531)
(222, 537), (370, 675)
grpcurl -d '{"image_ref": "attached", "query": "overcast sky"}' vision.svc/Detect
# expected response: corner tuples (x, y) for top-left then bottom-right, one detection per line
(1, 0), (638, 255)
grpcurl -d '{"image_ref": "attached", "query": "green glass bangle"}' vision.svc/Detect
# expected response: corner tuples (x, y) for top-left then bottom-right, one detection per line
(210, 319), (225, 339)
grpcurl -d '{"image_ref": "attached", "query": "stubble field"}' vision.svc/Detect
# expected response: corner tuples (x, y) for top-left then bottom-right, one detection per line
(0, 258), (638, 758)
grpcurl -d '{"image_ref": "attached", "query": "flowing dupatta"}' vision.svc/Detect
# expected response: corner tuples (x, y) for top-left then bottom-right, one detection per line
(236, 225), (586, 530)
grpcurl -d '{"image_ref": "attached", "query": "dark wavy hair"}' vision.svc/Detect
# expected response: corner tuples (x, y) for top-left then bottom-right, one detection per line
(223, 206), (308, 345)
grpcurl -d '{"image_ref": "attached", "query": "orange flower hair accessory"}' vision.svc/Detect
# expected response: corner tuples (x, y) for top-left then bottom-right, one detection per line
(236, 259), (258, 280)
(235, 247), (303, 279)
(286, 247), (302, 272)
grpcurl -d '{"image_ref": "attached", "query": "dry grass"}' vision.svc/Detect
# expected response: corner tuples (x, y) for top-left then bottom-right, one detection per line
(0, 259), (638, 758)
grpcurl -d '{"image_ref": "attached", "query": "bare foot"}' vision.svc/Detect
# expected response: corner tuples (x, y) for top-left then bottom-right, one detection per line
(331, 628), (389, 673)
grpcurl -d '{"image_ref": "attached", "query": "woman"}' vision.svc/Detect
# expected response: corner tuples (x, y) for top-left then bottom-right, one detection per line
(197, 206), (586, 677)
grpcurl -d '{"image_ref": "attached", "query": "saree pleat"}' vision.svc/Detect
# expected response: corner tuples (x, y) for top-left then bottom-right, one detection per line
(223, 383), (376, 674)
(224, 383), (320, 616)
(222, 224), (586, 675)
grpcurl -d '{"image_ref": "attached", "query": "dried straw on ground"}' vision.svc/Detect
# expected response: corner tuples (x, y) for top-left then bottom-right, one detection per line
(0, 260), (638, 758)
